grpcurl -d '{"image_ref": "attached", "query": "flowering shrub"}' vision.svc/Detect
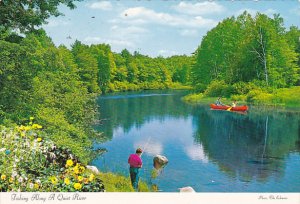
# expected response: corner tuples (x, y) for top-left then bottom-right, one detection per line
(0, 118), (104, 192)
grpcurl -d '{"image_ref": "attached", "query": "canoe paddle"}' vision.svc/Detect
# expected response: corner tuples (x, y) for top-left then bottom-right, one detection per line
(227, 106), (232, 111)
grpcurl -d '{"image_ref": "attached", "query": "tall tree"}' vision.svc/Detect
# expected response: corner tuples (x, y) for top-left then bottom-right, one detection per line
(71, 41), (100, 93)
(0, 0), (79, 33)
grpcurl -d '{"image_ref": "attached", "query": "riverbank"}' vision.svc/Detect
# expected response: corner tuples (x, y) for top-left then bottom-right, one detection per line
(0, 122), (149, 192)
(107, 81), (192, 93)
(182, 86), (300, 107)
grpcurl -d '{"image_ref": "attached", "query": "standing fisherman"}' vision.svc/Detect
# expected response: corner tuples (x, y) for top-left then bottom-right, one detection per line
(128, 148), (143, 190)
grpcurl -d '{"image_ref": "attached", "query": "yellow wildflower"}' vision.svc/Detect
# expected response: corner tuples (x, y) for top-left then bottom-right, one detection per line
(66, 159), (74, 167)
(51, 177), (58, 185)
(89, 174), (95, 182)
(32, 124), (42, 129)
(73, 165), (80, 174)
(1, 174), (6, 180)
(9, 177), (14, 183)
(77, 176), (83, 182)
(64, 178), (70, 185)
(74, 183), (82, 190)
(24, 126), (31, 131)
(37, 138), (42, 142)
(79, 166), (85, 173)
(34, 183), (39, 189)
(18, 125), (26, 131)
(30, 117), (34, 120)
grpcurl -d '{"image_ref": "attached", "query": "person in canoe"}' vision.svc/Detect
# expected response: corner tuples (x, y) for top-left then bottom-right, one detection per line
(231, 100), (237, 107)
(215, 97), (224, 106)
(227, 100), (237, 111)
(128, 148), (143, 190)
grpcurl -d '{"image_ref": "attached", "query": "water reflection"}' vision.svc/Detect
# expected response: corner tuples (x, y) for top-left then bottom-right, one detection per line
(93, 91), (300, 192)
(192, 106), (300, 183)
(184, 144), (208, 163)
(134, 140), (163, 157)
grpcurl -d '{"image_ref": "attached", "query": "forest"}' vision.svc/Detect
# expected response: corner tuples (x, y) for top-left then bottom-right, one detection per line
(0, 0), (299, 192)
(187, 11), (300, 105)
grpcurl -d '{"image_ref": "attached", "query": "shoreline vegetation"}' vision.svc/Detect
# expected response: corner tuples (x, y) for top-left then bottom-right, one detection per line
(182, 85), (300, 108)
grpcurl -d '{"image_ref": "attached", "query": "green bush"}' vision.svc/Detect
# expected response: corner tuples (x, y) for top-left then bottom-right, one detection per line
(204, 80), (233, 97)
(182, 93), (204, 103)
(194, 83), (207, 93)
(230, 94), (247, 102)
(232, 82), (260, 95)
(272, 87), (300, 106)
(246, 89), (273, 104)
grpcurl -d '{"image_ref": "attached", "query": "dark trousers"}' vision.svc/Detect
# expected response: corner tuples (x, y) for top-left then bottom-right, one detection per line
(129, 167), (140, 190)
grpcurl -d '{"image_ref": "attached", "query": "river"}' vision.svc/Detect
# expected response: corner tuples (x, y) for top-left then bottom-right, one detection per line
(91, 90), (300, 192)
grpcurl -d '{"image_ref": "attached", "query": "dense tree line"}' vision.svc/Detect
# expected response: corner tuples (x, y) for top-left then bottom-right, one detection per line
(71, 41), (193, 93)
(192, 12), (300, 92)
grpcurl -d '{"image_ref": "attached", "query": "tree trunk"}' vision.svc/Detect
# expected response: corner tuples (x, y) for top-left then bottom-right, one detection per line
(259, 27), (269, 85)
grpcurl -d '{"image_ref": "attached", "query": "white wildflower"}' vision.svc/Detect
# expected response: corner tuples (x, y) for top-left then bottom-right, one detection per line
(29, 183), (34, 189)
(18, 177), (23, 182)
(12, 171), (18, 177)
(49, 152), (56, 159)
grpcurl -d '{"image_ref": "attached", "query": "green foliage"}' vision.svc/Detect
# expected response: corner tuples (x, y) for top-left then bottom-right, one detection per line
(230, 94), (247, 102)
(204, 80), (234, 97)
(0, 0), (79, 33)
(98, 172), (149, 192)
(0, 124), (104, 192)
(0, 40), (30, 122)
(182, 93), (204, 103)
(272, 86), (300, 106)
(246, 89), (273, 104)
(71, 41), (100, 93)
(192, 11), (300, 89)
(193, 83), (208, 93)
(231, 81), (260, 95)
(245, 86), (300, 106)
(0, 31), (98, 163)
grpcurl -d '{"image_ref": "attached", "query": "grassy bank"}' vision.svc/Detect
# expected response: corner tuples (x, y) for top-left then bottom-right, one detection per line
(183, 86), (300, 107)
(98, 172), (149, 192)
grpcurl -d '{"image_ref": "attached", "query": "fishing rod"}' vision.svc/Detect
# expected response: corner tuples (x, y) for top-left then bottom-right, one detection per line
(141, 136), (152, 156)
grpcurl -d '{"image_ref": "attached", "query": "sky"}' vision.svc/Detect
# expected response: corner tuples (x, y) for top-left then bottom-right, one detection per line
(43, 0), (300, 57)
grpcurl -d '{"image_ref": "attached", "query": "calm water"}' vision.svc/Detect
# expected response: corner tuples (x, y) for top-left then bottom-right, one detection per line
(91, 90), (300, 192)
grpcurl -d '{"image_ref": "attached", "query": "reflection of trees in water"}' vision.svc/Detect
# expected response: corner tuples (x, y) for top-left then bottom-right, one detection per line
(95, 91), (192, 140)
(192, 107), (300, 182)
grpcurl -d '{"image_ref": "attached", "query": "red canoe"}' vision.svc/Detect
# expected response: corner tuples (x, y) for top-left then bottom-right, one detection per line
(210, 104), (248, 112)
